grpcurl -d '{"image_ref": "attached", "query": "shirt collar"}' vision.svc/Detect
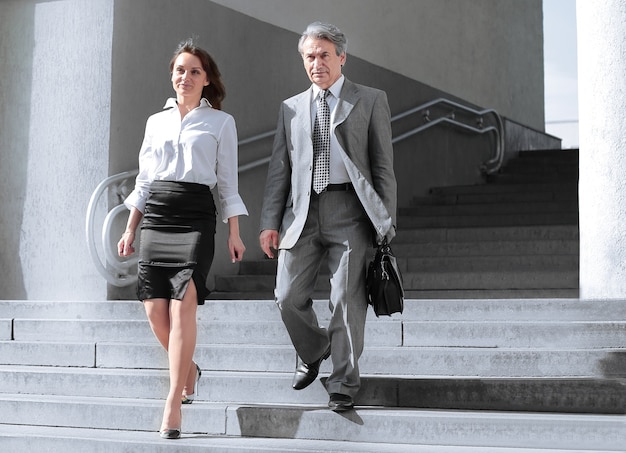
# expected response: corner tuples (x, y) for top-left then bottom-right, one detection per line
(312, 75), (345, 101)
(163, 97), (212, 109)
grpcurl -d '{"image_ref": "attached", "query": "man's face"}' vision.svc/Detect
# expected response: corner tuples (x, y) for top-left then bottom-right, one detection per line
(301, 37), (346, 90)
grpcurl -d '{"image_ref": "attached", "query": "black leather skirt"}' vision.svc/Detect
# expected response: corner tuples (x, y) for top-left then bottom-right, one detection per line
(137, 181), (216, 305)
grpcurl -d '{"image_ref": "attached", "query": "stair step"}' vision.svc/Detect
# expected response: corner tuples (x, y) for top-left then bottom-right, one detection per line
(501, 162), (578, 175)
(0, 394), (223, 434)
(500, 150), (578, 166)
(402, 288), (580, 299)
(430, 182), (578, 196)
(517, 148), (578, 161)
(486, 173), (577, 184)
(414, 189), (576, 205)
(11, 319), (154, 342)
(510, 159), (578, 169)
(403, 320), (626, 348)
(397, 239), (578, 256)
(399, 298), (626, 321)
(227, 406), (624, 450)
(404, 270), (579, 289)
(6, 318), (399, 346)
(0, 424), (429, 453)
(404, 255), (579, 271)
(0, 395), (624, 450)
(207, 289), (582, 300)
(400, 200), (577, 217)
(0, 300), (145, 320)
(240, 255), (579, 276)
(216, 269), (578, 293)
(2, 338), (622, 377)
(398, 212), (579, 228)
(6, 298), (617, 323)
(0, 340), (95, 367)
(394, 225), (579, 243)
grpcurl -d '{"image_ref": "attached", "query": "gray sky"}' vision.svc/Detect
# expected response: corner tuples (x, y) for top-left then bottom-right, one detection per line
(543, 0), (578, 148)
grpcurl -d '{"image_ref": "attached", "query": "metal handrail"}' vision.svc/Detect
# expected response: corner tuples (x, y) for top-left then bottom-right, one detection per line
(87, 97), (505, 285)
(390, 97), (505, 173)
(238, 97), (504, 175)
(85, 170), (139, 286)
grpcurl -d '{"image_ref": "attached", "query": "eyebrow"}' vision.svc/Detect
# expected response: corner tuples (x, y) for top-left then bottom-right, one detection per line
(305, 51), (328, 57)
(175, 65), (203, 70)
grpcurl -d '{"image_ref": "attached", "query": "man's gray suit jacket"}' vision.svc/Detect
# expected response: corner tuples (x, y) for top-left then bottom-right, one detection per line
(260, 78), (397, 248)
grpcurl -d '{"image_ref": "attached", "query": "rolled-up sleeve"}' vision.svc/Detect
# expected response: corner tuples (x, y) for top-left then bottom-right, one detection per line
(123, 119), (154, 214)
(216, 115), (248, 222)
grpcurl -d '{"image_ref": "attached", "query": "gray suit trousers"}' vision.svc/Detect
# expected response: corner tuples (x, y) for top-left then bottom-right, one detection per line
(275, 189), (372, 397)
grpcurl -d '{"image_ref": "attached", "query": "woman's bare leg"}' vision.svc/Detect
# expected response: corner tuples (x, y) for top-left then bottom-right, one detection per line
(144, 298), (199, 400)
(160, 281), (198, 431)
(144, 298), (170, 349)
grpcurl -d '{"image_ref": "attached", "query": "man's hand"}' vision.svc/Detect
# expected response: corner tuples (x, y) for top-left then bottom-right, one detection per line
(259, 229), (279, 259)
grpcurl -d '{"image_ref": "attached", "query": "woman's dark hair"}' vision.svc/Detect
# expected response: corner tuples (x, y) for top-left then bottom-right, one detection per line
(170, 38), (225, 110)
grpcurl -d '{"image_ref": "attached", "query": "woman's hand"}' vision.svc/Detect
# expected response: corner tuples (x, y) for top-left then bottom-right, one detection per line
(118, 208), (143, 257)
(118, 231), (136, 257)
(226, 216), (246, 263)
(228, 234), (246, 263)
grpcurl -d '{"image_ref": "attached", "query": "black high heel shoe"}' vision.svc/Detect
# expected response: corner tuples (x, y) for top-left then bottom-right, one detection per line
(159, 409), (182, 439)
(159, 428), (181, 439)
(181, 363), (202, 404)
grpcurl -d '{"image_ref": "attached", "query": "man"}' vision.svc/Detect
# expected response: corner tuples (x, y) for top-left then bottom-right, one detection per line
(259, 21), (397, 412)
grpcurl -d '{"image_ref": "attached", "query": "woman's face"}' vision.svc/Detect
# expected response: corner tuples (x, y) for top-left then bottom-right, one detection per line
(171, 52), (209, 100)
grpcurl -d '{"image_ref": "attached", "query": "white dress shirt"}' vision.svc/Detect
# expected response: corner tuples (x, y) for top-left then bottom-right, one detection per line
(310, 76), (350, 184)
(124, 98), (248, 222)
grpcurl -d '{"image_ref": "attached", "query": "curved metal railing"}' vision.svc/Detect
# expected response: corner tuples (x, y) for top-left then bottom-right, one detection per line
(85, 170), (139, 286)
(87, 97), (505, 285)
(391, 97), (504, 173)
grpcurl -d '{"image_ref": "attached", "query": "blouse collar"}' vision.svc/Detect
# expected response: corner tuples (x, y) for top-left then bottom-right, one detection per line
(163, 97), (212, 109)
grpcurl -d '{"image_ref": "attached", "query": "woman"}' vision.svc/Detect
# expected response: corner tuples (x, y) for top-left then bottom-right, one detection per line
(118, 38), (248, 439)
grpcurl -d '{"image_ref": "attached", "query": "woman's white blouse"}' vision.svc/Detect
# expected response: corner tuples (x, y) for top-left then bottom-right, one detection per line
(124, 98), (248, 222)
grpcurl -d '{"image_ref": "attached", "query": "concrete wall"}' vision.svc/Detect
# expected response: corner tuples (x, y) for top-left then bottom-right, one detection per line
(210, 0), (545, 130)
(0, 0), (113, 300)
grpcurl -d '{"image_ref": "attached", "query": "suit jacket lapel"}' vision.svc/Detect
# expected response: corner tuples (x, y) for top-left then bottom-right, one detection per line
(334, 79), (357, 127)
(334, 79), (358, 159)
(293, 89), (313, 153)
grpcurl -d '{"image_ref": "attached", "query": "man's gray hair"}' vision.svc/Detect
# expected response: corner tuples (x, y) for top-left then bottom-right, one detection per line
(298, 21), (347, 56)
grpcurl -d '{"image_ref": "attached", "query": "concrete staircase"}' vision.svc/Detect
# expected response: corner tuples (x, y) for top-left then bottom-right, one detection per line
(213, 149), (580, 300)
(1, 298), (626, 451)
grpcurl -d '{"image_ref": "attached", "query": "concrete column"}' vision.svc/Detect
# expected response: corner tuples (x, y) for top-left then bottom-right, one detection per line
(578, 1), (626, 298)
(0, 0), (113, 299)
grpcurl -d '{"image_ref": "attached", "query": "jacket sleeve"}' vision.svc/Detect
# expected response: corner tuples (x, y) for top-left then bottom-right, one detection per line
(368, 90), (397, 239)
(259, 103), (292, 232)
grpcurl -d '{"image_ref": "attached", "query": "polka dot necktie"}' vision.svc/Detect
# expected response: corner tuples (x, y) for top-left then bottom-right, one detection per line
(312, 90), (331, 194)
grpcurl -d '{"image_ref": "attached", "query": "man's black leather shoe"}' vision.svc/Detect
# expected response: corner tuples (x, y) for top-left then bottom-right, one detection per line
(292, 346), (331, 390)
(328, 393), (354, 412)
